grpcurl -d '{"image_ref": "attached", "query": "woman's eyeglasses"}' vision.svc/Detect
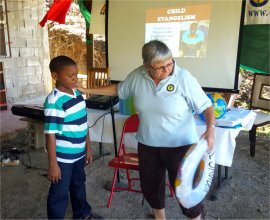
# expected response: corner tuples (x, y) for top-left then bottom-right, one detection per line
(150, 60), (174, 73)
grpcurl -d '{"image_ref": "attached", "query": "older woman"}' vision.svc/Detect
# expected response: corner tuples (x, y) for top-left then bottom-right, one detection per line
(79, 40), (215, 220)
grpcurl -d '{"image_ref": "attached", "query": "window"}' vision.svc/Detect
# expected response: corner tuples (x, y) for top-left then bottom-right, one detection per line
(0, 0), (10, 57)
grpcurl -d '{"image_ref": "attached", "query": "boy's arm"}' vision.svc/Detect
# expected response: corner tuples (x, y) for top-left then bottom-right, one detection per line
(78, 84), (118, 96)
(85, 128), (92, 166)
(46, 133), (61, 183)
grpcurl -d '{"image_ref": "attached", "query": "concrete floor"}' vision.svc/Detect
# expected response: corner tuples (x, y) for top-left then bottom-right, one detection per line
(0, 96), (46, 141)
(0, 109), (28, 141)
(0, 108), (269, 219)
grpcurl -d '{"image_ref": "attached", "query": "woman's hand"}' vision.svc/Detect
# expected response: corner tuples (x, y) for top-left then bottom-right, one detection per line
(200, 126), (215, 152)
(75, 81), (87, 94)
(201, 106), (215, 151)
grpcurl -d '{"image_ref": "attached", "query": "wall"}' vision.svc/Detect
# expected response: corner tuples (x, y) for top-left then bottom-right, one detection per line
(89, 0), (106, 36)
(0, 0), (51, 109)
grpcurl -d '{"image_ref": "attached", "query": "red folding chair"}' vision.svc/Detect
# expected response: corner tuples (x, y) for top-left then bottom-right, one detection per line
(107, 114), (174, 208)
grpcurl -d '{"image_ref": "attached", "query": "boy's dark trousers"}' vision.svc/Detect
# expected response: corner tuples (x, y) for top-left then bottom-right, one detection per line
(47, 157), (92, 219)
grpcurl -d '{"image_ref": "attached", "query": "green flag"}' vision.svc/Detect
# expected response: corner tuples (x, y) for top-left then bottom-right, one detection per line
(78, 0), (91, 29)
(78, 0), (92, 44)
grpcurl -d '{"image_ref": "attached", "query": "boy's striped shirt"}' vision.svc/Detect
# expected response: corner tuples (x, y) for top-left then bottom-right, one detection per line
(44, 88), (88, 163)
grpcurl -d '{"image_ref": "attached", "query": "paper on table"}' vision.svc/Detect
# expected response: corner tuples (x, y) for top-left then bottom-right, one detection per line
(215, 108), (256, 128)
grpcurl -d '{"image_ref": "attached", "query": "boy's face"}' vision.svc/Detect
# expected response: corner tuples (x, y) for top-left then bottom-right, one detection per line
(52, 65), (78, 93)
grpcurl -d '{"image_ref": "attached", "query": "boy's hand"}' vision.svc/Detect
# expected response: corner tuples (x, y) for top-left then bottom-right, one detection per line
(47, 163), (61, 184)
(85, 147), (93, 166)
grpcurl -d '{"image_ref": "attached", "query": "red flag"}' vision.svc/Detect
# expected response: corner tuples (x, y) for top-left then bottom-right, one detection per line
(39, 0), (72, 27)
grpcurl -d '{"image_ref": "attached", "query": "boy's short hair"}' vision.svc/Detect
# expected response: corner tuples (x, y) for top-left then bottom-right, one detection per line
(49, 55), (77, 73)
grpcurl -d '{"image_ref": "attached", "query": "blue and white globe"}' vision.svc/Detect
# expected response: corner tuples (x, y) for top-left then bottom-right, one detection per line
(199, 93), (227, 120)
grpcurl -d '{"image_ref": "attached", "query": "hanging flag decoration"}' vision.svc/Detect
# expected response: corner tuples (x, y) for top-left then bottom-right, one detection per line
(39, 0), (72, 27)
(78, 0), (91, 29)
(78, 0), (92, 44)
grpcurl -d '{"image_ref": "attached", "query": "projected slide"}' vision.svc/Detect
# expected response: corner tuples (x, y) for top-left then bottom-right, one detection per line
(108, 0), (244, 92)
(145, 5), (211, 58)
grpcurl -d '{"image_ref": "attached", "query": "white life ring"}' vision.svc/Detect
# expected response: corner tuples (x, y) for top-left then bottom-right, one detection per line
(175, 139), (215, 208)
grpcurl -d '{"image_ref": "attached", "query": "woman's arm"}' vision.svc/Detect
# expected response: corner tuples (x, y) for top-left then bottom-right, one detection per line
(200, 106), (215, 151)
(204, 106), (215, 128)
(78, 84), (118, 96)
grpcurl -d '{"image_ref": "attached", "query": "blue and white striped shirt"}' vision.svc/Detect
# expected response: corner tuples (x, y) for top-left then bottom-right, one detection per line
(44, 88), (88, 163)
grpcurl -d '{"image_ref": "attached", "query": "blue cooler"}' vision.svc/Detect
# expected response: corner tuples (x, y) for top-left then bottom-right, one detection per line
(119, 96), (136, 115)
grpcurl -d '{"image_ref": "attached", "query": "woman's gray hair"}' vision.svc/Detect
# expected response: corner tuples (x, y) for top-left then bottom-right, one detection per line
(142, 40), (172, 66)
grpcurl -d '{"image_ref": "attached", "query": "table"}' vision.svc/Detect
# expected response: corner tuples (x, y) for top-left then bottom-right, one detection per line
(87, 106), (256, 199)
(20, 118), (45, 149)
(87, 106), (256, 167)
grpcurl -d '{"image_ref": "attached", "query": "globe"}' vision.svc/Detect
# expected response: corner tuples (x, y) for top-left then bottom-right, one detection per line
(199, 93), (227, 121)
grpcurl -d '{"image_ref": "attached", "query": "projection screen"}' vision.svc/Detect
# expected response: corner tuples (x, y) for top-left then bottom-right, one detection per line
(108, 0), (245, 92)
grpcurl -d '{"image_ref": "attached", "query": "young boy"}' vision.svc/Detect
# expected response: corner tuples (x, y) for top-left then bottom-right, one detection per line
(44, 56), (103, 219)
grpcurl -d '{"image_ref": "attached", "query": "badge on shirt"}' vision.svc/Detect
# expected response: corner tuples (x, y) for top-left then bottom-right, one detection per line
(167, 84), (175, 92)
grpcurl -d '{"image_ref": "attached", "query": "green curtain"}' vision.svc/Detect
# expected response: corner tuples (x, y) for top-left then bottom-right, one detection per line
(240, 24), (269, 73)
